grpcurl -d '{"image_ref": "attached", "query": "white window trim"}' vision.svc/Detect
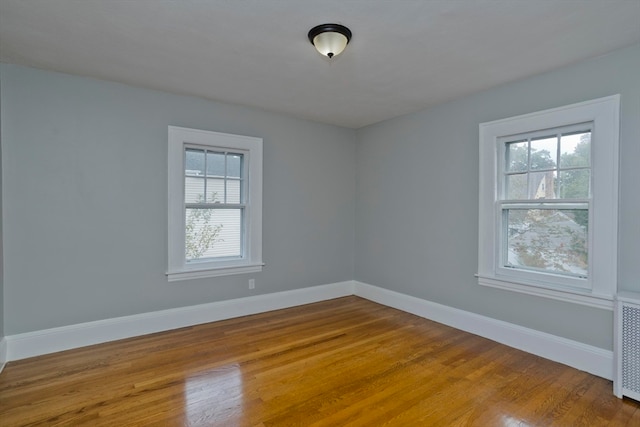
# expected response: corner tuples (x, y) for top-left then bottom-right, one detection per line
(167, 126), (263, 281)
(478, 95), (619, 310)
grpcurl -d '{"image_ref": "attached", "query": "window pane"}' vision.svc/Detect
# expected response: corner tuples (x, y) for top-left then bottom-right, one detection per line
(185, 208), (242, 261)
(505, 174), (527, 199)
(185, 176), (205, 203)
(528, 171), (557, 199)
(185, 149), (205, 176)
(227, 179), (241, 204)
(560, 132), (590, 168)
(206, 178), (225, 203)
(505, 208), (588, 277)
(206, 152), (225, 177)
(530, 136), (557, 170)
(210, 209), (242, 258)
(506, 141), (528, 172)
(227, 154), (242, 178)
(559, 169), (590, 199)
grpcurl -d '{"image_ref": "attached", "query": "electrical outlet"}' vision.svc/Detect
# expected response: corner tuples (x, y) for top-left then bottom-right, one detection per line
(248, 279), (255, 290)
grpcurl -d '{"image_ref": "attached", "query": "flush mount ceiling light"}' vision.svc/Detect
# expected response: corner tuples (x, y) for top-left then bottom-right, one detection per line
(308, 23), (352, 59)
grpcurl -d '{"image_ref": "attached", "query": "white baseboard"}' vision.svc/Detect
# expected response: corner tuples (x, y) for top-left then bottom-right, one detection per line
(0, 337), (7, 374)
(3, 279), (612, 381)
(353, 281), (613, 380)
(6, 281), (354, 361)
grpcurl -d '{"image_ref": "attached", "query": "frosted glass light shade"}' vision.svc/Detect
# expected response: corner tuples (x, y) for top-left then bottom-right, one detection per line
(308, 24), (352, 59)
(312, 32), (348, 58)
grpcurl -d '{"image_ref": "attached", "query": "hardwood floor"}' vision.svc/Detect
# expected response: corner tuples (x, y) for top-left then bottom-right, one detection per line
(1, 296), (638, 426)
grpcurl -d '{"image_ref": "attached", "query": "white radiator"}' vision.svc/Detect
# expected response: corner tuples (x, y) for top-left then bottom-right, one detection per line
(615, 291), (640, 401)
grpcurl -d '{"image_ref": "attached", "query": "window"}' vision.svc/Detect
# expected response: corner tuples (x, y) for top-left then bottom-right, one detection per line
(167, 126), (263, 281)
(500, 124), (591, 288)
(478, 96), (619, 309)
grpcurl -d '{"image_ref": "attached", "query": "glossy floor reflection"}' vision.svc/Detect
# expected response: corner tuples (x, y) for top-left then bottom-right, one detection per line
(185, 364), (244, 425)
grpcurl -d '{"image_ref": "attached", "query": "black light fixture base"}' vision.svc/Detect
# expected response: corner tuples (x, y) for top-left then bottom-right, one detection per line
(307, 23), (352, 45)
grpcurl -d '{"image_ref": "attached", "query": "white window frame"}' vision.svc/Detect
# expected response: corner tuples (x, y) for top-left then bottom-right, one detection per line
(167, 126), (263, 281)
(478, 95), (619, 309)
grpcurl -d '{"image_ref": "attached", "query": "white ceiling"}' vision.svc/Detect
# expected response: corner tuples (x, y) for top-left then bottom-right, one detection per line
(1, 1), (639, 129)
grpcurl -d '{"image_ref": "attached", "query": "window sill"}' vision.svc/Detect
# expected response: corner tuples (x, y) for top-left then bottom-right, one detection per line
(476, 274), (613, 310)
(167, 263), (264, 282)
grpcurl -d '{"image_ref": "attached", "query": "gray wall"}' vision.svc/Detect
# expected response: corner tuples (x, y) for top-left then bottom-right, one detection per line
(1, 64), (356, 335)
(355, 44), (640, 351)
(0, 77), (3, 339)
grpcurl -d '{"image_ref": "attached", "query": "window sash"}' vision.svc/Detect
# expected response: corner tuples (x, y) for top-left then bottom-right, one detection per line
(184, 145), (246, 206)
(185, 206), (244, 262)
(498, 123), (592, 203)
(498, 204), (589, 283)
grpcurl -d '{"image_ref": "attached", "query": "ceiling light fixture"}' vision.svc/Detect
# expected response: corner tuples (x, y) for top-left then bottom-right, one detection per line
(308, 23), (352, 59)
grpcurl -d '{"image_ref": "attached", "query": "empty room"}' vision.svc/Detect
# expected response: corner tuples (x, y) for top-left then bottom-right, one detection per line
(1, 1), (640, 425)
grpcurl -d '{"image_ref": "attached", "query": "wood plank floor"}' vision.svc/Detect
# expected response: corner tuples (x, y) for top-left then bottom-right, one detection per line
(1, 296), (638, 426)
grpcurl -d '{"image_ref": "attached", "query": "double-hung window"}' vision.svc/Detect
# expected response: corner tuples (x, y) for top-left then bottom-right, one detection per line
(500, 124), (591, 288)
(478, 96), (619, 308)
(167, 126), (263, 281)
